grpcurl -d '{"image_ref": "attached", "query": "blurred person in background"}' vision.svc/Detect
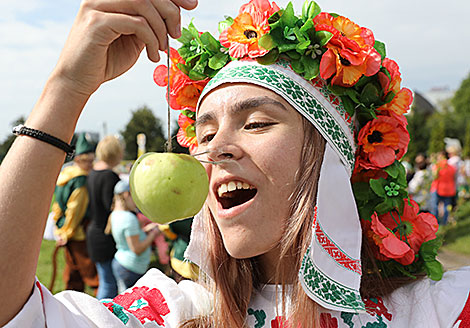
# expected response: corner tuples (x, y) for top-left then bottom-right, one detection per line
(86, 135), (123, 299)
(431, 151), (456, 225)
(51, 133), (99, 292)
(109, 180), (158, 292)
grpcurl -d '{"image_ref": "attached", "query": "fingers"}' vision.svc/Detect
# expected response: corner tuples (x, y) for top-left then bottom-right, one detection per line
(171, 0), (198, 11)
(103, 12), (161, 62)
(89, 0), (188, 52)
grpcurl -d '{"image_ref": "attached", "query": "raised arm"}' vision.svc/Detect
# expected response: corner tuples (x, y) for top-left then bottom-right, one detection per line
(0, 0), (197, 324)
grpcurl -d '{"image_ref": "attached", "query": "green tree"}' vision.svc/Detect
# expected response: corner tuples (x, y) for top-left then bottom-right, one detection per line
(463, 125), (470, 159)
(428, 116), (445, 155)
(452, 71), (470, 115)
(406, 109), (431, 161)
(120, 106), (166, 160)
(0, 116), (25, 163)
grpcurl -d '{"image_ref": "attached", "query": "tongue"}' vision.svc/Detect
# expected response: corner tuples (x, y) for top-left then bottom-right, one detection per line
(220, 189), (257, 209)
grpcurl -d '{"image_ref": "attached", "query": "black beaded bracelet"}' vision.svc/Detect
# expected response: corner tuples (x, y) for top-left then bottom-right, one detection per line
(12, 124), (75, 160)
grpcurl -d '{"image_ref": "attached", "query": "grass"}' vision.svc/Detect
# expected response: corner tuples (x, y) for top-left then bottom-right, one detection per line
(439, 216), (470, 255)
(37, 239), (66, 294)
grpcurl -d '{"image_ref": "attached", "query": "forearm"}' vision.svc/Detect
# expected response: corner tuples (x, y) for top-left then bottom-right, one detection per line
(0, 74), (89, 325)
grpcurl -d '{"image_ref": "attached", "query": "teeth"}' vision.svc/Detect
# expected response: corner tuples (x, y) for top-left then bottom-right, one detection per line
(217, 180), (255, 198)
(227, 181), (237, 192)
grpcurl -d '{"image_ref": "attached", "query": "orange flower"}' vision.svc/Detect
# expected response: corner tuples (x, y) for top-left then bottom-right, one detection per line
(357, 116), (409, 169)
(177, 113), (197, 152)
(219, 0), (279, 58)
(377, 87), (413, 117)
(314, 13), (381, 86)
(154, 48), (208, 110)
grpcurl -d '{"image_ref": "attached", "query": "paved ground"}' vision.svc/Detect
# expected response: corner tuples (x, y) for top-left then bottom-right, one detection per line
(437, 248), (470, 271)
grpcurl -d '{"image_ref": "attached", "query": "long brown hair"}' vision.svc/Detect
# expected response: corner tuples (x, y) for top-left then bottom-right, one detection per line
(180, 118), (325, 327)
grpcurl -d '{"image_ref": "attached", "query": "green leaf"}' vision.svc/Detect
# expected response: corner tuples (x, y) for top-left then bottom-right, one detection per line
(286, 50), (301, 60)
(257, 49), (280, 65)
(178, 27), (194, 44)
(278, 43), (298, 53)
(301, 56), (319, 80)
(296, 40), (311, 51)
(200, 32), (220, 53)
(258, 34), (277, 51)
(424, 260), (444, 281)
(218, 16), (234, 33)
(316, 30), (333, 47)
(370, 178), (386, 197)
(280, 2), (297, 27)
(374, 201), (392, 215)
(384, 161), (400, 178)
(360, 83), (380, 105)
(374, 40), (386, 61)
(208, 52), (229, 70)
(340, 96), (356, 116)
(352, 182), (372, 201)
(420, 238), (443, 261)
(306, 1), (321, 20)
(290, 59), (305, 73)
(345, 88), (360, 103)
(188, 69), (206, 81)
(176, 63), (189, 76)
(384, 91), (396, 104)
(329, 85), (348, 96)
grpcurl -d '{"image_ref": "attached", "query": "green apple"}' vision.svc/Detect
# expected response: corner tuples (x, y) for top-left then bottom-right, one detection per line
(129, 152), (209, 224)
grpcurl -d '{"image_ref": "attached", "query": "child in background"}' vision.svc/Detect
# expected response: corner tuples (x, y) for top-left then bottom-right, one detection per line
(109, 180), (158, 292)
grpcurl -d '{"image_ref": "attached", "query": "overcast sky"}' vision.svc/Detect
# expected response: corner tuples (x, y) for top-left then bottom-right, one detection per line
(1, 0), (469, 142)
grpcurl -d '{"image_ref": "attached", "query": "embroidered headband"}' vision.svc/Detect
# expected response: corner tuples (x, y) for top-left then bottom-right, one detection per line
(154, 0), (443, 313)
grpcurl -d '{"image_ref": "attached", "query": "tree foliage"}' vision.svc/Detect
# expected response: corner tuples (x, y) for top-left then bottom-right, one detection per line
(452, 71), (470, 115)
(0, 116), (25, 163)
(120, 106), (166, 160)
(428, 117), (445, 155)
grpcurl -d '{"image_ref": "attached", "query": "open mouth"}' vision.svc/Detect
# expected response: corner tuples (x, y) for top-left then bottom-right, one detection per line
(216, 181), (257, 210)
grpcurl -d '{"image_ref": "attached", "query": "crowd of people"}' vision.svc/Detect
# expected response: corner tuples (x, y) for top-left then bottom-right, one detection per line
(407, 140), (470, 225)
(48, 133), (192, 299)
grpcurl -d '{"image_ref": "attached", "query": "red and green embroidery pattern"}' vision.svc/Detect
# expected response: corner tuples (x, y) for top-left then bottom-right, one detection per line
(104, 286), (170, 326)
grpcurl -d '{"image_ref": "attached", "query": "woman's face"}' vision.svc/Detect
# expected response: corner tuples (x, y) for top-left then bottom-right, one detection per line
(196, 84), (304, 262)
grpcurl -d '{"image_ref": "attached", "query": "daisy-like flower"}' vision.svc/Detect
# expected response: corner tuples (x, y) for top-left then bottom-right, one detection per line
(357, 116), (410, 169)
(154, 48), (208, 110)
(314, 13), (381, 86)
(177, 113), (197, 152)
(219, 0), (280, 59)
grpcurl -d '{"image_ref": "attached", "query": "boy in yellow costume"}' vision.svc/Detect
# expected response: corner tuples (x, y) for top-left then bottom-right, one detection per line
(52, 133), (99, 292)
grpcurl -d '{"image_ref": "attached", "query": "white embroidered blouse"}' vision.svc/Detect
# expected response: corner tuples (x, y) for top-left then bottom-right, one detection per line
(6, 267), (470, 328)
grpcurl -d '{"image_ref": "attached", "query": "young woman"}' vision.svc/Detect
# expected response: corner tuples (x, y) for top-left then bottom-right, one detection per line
(0, 0), (469, 327)
(87, 135), (124, 299)
(110, 180), (159, 292)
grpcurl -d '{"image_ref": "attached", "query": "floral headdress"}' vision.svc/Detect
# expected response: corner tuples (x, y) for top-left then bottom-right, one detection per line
(155, 0), (443, 313)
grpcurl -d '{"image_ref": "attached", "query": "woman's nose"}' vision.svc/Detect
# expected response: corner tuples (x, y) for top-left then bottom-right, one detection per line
(206, 130), (242, 162)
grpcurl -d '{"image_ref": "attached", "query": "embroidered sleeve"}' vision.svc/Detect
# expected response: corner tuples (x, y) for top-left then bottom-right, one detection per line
(455, 293), (470, 328)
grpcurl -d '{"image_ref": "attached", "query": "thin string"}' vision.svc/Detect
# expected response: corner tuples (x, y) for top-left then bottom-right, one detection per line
(166, 37), (172, 153)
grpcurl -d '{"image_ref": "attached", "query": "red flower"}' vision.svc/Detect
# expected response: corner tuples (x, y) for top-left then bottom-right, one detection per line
(112, 286), (170, 325)
(380, 199), (439, 254)
(357, 116), (410, 169)
(363, 213), (415, 265)
(314, 13), (381, 86)
(364, 200), (439, 265)
(351, 165), (388, 184)
(177, 113), (197, 152)
(320, 313), (339, 328)
(219, 0), (280, 58)
(378, 58), (402, 95)
(154, 48), (208, 110)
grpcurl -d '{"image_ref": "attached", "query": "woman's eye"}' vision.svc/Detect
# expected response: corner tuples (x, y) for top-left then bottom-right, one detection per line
(244, 122), (276, 130)
(199, 133), (215, 144)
